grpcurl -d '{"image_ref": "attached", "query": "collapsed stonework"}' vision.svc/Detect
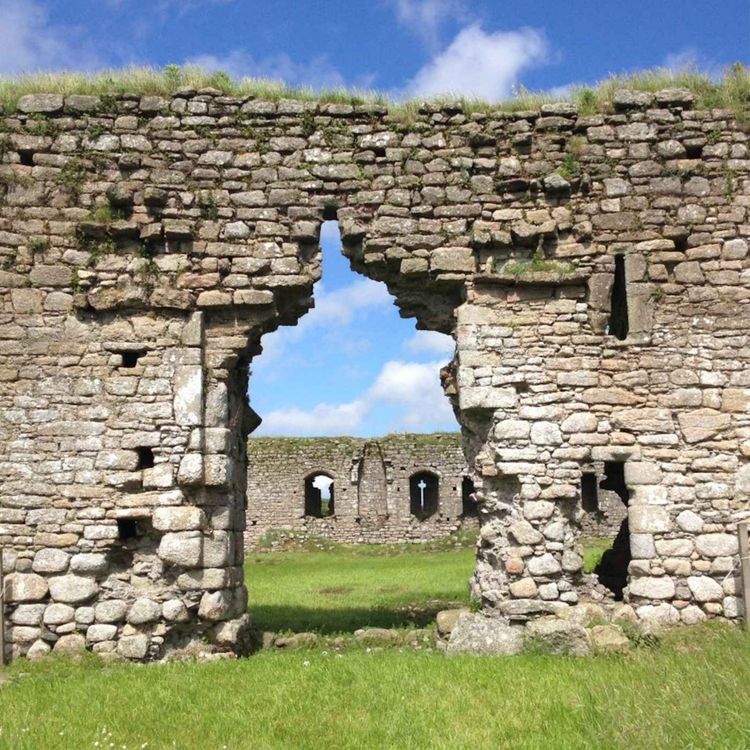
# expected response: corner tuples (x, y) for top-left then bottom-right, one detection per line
(0, 86), (748, 660)
(245, 433), (476, 546)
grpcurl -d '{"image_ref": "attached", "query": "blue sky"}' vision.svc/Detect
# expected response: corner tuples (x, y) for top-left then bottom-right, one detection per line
(1, 0), (748, 436)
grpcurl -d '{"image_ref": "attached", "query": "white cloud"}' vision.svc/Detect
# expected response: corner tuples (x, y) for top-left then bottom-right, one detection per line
(368, 359), (455, 429)
(404, 330), (455, 356)
(258, 399), (369, 436)
(389, 0), (468, 49)
(257, 358), (455, 436)
(258, 277), (393, 363)
(186, 49), (347, 89)
(0, 0), (99, 74)
(406, 24), (548, 100)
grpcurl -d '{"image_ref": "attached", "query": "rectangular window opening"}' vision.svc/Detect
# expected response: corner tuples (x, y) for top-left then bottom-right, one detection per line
(119, 350), (143, 368)
(117, 518), (138, 541)
(136, 447), (155, 470)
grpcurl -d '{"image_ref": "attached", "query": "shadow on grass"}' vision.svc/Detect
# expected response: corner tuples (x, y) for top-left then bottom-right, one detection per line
(250, 602), (460, 634)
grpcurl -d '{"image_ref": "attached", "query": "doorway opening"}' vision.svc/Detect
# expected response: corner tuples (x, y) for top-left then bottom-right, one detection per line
(461, 476), (478, 517)
(592, 461), (631, 599)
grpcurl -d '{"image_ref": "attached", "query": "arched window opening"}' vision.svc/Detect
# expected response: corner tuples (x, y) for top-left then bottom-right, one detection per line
(409, 471), (439, 520)
(593, 461), (631, 600)
(304, 473), (334, 518)
(461, 476), (478, 517)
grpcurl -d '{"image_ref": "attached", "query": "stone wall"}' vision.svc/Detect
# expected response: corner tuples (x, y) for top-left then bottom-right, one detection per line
(0, 86), (748, 660)
(246, 433), (475, 546)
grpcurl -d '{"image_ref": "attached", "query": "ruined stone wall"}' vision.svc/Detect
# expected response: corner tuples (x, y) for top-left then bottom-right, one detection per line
(0, 86), (748, 660)
(245, 433), (473, 546)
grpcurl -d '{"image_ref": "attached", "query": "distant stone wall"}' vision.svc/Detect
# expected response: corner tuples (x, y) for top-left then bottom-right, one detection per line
(246, 433), (475, 546)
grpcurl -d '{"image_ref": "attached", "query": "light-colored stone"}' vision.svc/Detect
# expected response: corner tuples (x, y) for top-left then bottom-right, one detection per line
(446, 613), (524, 656)
(48, 575), (98, 605)
(526, 618), (590, 656)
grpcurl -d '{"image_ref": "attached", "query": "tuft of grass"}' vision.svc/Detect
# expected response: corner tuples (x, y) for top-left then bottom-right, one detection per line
(581, 536), (614, 573)
(0, 63), (747, 121)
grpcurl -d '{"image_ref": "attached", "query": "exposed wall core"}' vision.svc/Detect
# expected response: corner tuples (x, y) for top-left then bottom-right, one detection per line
(0, 88), (748, 660)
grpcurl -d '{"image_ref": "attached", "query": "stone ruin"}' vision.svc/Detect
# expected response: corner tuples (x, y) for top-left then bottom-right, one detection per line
(245, 432), (626, 546)
(0, 86), (748, 660)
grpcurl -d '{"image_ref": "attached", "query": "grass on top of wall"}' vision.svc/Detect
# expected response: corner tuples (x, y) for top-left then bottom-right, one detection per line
(0, 624), (749, 750)
(0, 62), (748, 119)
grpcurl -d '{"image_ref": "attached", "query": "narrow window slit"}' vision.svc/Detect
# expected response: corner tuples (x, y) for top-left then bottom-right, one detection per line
(608, 255), (629, 340)
(581, 472), (599, 513)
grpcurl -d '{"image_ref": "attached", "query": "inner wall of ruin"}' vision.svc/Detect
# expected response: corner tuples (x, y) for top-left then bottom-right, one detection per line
(0, 87), (748, 659)
(245, 434), (475, 546)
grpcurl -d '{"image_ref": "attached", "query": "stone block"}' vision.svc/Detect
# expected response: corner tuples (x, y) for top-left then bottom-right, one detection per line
(127, 598), (162, 625)
(32, 548), (70, 574)
(687, 576), (724, 602)
(446, 613), (524, 656)
(87, 624), (118, 643)
(527, 553), (561, 576)
(152, 506), (207, 532)
(117, 634), (150, 659)
(526, 619), (590, 656)
(174, 366), (203, 426)
(158, 532), (203, 567)
(628, 576), (675, 600)
(7, 573), (49, 602)
(695, 534), (738, 558)
(629, 505), (670, 533)
(48, 575), (99, 605)
(43, 603), (76, 626)
(18, 94), (63, 113)
(95, 600), (128, 624)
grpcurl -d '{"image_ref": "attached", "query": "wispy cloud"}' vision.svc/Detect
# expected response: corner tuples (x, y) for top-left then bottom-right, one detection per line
(662, 48), (725, 78)
(406, 24), (548, 100)
(0, 0), (100, 74)
(403, 330), (455, 356)
(257, 359), (455, 436)
(388, 0), (468, 50)
(186, 49), (348, 89)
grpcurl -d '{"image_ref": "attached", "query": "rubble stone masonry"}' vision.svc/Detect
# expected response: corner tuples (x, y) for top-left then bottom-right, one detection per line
(0, 86), (748, 659)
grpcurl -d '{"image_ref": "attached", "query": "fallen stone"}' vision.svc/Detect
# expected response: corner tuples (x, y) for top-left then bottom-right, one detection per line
(446, 613), (524, 656)
(525, 618), (590, 656)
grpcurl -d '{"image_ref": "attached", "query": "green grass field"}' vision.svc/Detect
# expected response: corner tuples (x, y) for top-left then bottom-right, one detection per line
(1, 542), (749, 750)
(246, 542), (473, 633)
